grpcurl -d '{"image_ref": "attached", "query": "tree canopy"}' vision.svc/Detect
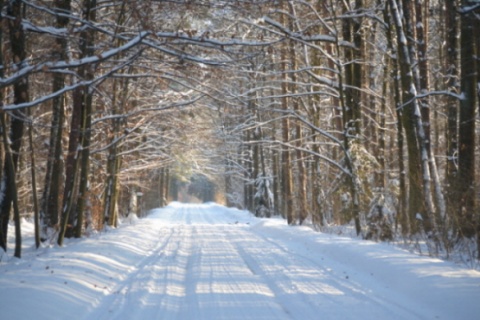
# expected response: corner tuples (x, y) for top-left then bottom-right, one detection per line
(0, 0), (478, 260)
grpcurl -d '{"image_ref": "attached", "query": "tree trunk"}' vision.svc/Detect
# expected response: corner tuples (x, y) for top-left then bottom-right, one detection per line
(287, 3), (308, 224)
(444, 0), (459, 229)
(281, 67), (294, 223)
(415, 0), (445, 233)
(28, 112), (40, 248)
(272, 149), (281, 216)
(159, 167), (166, 207)
(0, 112), (22, 257)
(337, 2), (363, 235)
(58, 88), (83, 244)
(0, 0), (28, 254)
(0, 0), (5, 251)
(74, 0), (97, 238)
(104, 75), (128, 226)
(59, 0), (97, 243)
(104, 1), (129, 226)
(243, 129), (254, 211)
(270, 88), (281, 216)
(107, 155), (121, 228)
(41, 0), (70, 231)
(75, 85), (93, 237)
(164, 167), (170, 204)
(456, 1), (477, 237)
(390, 0), (434, 234)
(104, 143), (119, 226)
(259, 131), (271, 218)
(383, 1), (408, 233)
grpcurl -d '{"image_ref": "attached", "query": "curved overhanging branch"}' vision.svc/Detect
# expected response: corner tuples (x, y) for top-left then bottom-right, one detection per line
(1, 49), (145, 111)
(0, 32), (150, 89)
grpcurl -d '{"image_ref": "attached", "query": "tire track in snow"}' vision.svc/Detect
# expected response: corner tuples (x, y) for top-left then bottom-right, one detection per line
(178, 223), (290, 320)
(83, 226), (190, 319)
(178, 225), (202, 319)
(244, 226), (434, 319)
(83, 204), (443, 319)
(230, 227), (325, 319)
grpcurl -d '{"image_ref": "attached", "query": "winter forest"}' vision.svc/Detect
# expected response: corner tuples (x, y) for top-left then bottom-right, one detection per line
(0, 0), (479, 262)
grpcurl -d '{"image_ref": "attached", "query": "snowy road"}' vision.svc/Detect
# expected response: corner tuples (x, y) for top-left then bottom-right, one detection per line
(1, 203), (480, 319)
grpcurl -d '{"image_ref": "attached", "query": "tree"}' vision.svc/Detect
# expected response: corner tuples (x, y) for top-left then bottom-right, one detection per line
(456, 1), (477, 238)
(40, 0), (71, 235)
(280, 7), (295, 225)
(444, 0), (459, 238)
(0, 0), (479, 260)
(389, 0), (435, 234)
(58, 0), (98, 244)
(0, 0), (28, 256)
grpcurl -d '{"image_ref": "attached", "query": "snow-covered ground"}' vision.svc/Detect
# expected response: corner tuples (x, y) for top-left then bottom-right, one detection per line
(1, 202), (479, 319)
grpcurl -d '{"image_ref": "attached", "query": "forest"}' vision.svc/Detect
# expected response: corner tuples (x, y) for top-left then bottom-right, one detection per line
(0, 0), (478, 261)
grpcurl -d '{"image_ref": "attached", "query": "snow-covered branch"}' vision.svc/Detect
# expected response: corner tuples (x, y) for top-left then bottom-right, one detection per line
(0, 33), (149, 89)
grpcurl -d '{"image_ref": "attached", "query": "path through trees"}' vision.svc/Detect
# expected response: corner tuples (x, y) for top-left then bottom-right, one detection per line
(0, 1), (478, 260)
